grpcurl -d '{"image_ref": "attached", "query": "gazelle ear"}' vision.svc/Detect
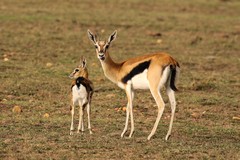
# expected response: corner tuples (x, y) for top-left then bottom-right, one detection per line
(87, 29), (97, 44)
(107, 30), (117, 44)
(78, 56), (86, 68)
(82, 57), (87, 68)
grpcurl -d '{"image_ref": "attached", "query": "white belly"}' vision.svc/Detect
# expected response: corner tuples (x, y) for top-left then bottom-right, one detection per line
(131, 69), (149, 89)
(117, 69), (150, 90)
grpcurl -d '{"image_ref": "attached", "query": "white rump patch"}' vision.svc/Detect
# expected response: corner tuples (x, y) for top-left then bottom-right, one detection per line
(72, 85), (88, 106)
(159, 66), (170, 89)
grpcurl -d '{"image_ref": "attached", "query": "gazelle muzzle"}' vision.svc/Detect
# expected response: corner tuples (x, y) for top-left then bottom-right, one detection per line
(98, 53), (105, 60)
(69, 72), (75, 79)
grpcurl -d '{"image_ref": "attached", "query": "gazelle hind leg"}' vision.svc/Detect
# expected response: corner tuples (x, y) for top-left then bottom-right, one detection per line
(87, 103), (93, 134)
(165, 87), (176, 140)
(77, 103), (84, 133)
(147, 88), (165, 140)
(81, 117), (84, 132)
(147, 64), (171, 140)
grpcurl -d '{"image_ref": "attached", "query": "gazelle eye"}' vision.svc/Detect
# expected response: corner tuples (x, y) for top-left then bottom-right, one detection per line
(105, 45), (109, 49)
(75, 69), (79, 72)
(95, 45), (98, 49)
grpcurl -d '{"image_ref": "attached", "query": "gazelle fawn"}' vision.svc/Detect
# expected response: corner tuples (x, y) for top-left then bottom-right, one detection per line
(87, 30), (180, 140)
(69, 57), (94, 135)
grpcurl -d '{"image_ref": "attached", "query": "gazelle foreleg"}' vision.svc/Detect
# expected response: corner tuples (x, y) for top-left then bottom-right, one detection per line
(165, 87), (176, 140)
(129, 89), (134, 137)
(148, 87), (165, 140)
(121, 101), (129, 138)
(86, 102), (93, 134)
(121, 83), (134, 138)
(70, 104), (75, 135)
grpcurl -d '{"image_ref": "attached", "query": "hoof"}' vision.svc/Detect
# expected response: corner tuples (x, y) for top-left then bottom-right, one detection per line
(147, 135), (153, 140)
(121, 133), (125, 138)
(129, 131), (134, 138)
(165, 134), (171, 141)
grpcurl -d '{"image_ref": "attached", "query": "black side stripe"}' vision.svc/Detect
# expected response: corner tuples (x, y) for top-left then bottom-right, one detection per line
(121, 60), (151, 84)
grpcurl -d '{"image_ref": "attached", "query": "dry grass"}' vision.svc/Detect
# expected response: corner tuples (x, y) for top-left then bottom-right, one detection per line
(0, 0), (240, 159)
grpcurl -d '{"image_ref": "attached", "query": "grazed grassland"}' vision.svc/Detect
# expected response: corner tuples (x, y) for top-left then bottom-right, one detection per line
(0, 0), (239, 159)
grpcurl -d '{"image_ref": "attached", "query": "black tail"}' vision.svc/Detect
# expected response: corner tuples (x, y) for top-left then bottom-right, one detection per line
(170, 65), (178, 91)
(76, 77), (85, 89)
(75, 76), (94, 92)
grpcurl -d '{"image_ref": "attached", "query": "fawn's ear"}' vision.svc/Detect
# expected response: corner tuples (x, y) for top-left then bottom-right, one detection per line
(87, 29), (97, 45)
(81, 57), (87, 68)
(107, 30), (117, 45)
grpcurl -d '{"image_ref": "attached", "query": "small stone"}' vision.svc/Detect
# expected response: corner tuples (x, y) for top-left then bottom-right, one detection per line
(46, 63), (53, 67)
(156, 39), (162, 44)
(12, 105), (22, 113)
(2, 99), (7, 102)
(43, 113), (50, 118)
(3, 58), (9, 61)
(106, 94), (115, 98)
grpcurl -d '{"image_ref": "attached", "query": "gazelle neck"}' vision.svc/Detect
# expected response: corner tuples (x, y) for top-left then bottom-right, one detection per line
(99, 52), (121, 84)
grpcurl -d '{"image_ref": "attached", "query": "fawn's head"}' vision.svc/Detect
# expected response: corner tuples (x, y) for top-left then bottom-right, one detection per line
(69, 57), (88, 79)
(87, 30), (117, 61)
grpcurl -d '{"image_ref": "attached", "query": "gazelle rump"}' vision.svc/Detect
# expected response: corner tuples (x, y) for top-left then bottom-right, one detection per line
(87, 30), (180, 140)
(69, 57), (94, 135)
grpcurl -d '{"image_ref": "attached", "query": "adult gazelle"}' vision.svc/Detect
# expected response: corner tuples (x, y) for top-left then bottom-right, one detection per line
(88, 30), (180, 140)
